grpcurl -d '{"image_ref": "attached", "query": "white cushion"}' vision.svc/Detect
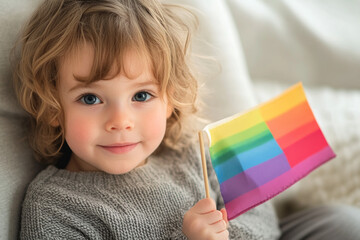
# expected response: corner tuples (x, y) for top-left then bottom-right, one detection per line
(0, 0), (43, 238)
(226, 0), (360, 89)
(166, 0), (257, 121)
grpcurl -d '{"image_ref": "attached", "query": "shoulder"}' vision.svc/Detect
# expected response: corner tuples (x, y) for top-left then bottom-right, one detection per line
(23, 166), (61, 199)
(23, 165), (71, 203)
(21, 165), (83, 224)
(20, 166), (85, 238)
(21, 165), (102, 225)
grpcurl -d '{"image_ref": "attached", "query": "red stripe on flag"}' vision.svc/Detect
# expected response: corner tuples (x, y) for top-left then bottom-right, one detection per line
(283, 130), (329, 167)
(276, 120), (320, 149)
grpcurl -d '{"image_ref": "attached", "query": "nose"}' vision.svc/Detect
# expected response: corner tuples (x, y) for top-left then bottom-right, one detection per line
(105, 104), (134, 132)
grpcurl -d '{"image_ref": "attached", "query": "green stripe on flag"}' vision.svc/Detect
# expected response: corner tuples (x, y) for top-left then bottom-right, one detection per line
(210, 123), (274, 167)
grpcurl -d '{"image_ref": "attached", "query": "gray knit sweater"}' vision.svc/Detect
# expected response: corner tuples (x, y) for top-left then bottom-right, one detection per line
(20, 145), (280, 239)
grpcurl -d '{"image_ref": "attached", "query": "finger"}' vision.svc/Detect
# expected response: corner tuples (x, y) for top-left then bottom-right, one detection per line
(204, 210), (224, 224)
(216, 228), (229, 240)
(220, 208), (228, 222)
(220, 208), (229, 227)
(193, 198), (216, 214)
(210, 219), (227, 233)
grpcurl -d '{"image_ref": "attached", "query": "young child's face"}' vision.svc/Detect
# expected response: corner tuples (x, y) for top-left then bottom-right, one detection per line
(57, 44), (172, 174)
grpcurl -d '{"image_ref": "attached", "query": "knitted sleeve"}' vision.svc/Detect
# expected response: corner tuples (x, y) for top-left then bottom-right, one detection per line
(20, 169), (114, 239)
(20, 199), (88, 239)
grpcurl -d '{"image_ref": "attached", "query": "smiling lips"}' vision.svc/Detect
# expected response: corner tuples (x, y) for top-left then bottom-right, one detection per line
(100, 143), (138, 154)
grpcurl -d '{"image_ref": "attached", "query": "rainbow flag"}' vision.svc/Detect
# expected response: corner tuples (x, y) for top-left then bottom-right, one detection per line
(204, 83), (335, 220)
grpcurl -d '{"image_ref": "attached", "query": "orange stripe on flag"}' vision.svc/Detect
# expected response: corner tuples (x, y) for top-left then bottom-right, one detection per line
(264, 101), (315, 139)
(276, 120), (320, 149)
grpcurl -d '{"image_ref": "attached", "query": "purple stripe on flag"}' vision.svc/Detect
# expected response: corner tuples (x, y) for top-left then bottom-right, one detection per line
(220, 153), (290, 203)
(214, 138), (283, 183)
(225, 146), (335, 220)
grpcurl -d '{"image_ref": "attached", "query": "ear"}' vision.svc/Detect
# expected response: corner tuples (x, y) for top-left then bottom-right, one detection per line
(166, 104), (173, 119)
(48, 105), (62, 128)
(50, 118), (60, 127)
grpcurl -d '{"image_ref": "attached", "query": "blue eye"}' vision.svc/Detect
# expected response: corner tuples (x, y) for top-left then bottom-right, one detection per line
(132, 92), (152, 102)
(80, 94), (101, 105)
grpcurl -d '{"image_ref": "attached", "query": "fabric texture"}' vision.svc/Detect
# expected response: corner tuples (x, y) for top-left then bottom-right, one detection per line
(165, 0), (258, 122)
(0, 0), (44, 238)
(226, 0), (360, 89)
(280, 204), (360, 240)
(20, 145), (280, 240)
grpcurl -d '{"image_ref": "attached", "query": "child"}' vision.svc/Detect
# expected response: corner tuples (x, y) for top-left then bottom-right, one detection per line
(14, 0), (280, 239)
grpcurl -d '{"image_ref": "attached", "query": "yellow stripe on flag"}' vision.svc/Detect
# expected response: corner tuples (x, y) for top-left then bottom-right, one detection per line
(260, 83), (307, 121)
(207, 108), (264, 146)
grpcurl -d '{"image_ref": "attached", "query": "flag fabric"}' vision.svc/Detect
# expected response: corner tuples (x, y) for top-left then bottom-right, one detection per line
(204, 82), (335, 220)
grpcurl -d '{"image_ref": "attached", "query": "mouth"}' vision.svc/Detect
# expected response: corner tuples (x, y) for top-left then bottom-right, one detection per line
(100, 142), (138, 154)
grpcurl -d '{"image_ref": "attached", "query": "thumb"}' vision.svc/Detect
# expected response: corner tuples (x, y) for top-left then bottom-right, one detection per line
(193, 198), (217, 214)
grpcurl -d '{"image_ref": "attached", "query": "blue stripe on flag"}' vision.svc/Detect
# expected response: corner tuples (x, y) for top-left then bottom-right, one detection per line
(213, 138), (284, 183)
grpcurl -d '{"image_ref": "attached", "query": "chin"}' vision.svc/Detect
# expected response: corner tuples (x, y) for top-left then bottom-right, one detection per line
(101, 164), (137, 175)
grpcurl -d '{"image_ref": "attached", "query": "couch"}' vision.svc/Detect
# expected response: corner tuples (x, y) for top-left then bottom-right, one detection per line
(1, 0), (359, 239)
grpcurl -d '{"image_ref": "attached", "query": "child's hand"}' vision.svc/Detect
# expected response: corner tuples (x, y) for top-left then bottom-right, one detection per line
(182, 198), (229, 240)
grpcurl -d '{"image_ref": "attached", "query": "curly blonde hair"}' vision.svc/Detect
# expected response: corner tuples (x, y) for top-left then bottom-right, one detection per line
(13, 0), (200, 164)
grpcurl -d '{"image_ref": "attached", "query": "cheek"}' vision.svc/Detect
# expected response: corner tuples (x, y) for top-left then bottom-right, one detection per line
(142, 108), (168, 138)
(64, 112), (96, 148)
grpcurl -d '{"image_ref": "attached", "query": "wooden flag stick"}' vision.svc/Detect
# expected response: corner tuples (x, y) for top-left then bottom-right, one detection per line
(198, 131), (210, 199)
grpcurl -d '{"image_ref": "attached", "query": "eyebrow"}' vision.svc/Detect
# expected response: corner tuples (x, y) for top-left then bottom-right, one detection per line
(68, 81), (97, 93)
(67, 78), (158, 93)
(134, 80), (159, 88)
